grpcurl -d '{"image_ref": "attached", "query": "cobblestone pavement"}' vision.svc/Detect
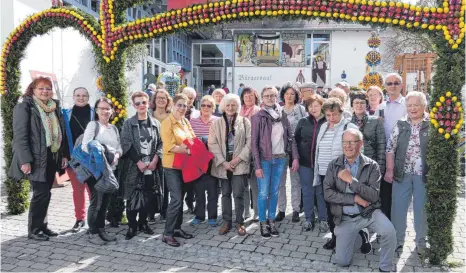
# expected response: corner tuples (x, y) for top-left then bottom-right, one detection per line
(1, 175), (465, 272)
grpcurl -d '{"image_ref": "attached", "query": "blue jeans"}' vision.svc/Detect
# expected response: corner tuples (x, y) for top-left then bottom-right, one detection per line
(298, 166), (327, 222)
(257, 157), (287, 222)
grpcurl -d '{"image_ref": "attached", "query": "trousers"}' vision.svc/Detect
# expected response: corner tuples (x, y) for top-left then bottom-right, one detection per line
(391, 173), (427, 248)
(28, 149), (58, 235)
(193, 174), (218, 221)
(220, 175), (246, 224)
(87, 177), (112, 234)
(278, 164), (301, 213)
(335, 210), (396, 271)
(67, 168), (91, 221)
(244, 169), (258, 217)
(299, 166), (327, 222)
(164, 168), (189, 236)
(257, 157), (287, 222)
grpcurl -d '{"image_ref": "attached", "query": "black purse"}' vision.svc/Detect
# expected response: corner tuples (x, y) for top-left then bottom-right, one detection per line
(129, 173), (148, 211)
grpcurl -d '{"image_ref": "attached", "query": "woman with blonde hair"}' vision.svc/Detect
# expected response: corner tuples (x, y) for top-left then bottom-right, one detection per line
(152, 89), (172, 123)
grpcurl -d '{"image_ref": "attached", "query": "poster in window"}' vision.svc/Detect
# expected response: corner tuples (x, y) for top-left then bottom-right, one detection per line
(312, 43), (330, 86)
(280, 33), (305, 67)
(235, 34), (255, 67)
(254, 34), (280, 67)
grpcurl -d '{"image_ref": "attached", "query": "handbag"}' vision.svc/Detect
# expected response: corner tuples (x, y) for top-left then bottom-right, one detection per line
(129, 173), (148, 211)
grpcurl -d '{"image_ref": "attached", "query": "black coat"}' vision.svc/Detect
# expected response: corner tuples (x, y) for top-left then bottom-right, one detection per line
(294, 115), (326, 168)
(351, 115), (386, 174)
(8, 96), (69, 182)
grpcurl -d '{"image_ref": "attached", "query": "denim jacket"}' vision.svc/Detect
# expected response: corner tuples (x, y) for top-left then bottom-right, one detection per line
(69, 140), (107, 183)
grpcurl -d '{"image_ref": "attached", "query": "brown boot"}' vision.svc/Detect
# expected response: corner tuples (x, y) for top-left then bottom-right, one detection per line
(237, 224), (247, 236)
(219, 222), (231, 235)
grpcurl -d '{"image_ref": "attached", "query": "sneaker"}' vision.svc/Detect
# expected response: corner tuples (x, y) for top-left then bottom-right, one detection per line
(98, 228), (116, 242)
(252, 213), (259, 223)
(359, 229), (372, 254)
(190, 218), (203, 226)
(267, 220), (279, 237)
(72, 220), (85, 233)
(260, 222), (271, 239)
(244, 212), (251, 220)
(275, 211), (285, 222)
(208, 219), (218, 227)
(303, 221), (315, 232)
(292, 211), (300, 223)
(319, 221), (329, 233)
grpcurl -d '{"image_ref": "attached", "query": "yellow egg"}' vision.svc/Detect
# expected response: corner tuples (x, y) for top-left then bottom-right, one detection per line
(452, 96), (457, 102)
(106, 94), (112, 99)
(114, 117), (119, 122)
(438, 128), (445, 134)
(452, 129), (459, 135)
(439, 96), (445, 102)
(446, 91), (452, 97)
(430, 118), (437, 124)
(436, 102), (441, 107)
(430, 112), (435, 119)
(111, 97), (116, 102)
(445, 133), (451, 139)
(456, 102), (462, 107)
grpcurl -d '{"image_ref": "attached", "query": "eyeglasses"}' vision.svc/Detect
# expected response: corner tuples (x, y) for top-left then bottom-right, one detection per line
(342, 140), (360, 146)
(385, 82), (400, 86)
(353, 101), (367, 105)
(97, 107), (111, 111)
(36, 87), (52, 91)
(134, 101), (148, 107)
(176, 103), (188, 109)
(201, 104), (212, 109)
(263, 94), (277, 99)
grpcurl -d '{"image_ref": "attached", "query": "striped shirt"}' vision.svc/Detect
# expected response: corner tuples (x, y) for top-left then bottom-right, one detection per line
(317, 128), (335, 175)
(190, 116), (218, 137)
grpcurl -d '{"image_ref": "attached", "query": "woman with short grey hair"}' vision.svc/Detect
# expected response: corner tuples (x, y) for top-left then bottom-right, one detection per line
(212, 88), (226, 117)
(209, 93), (251, 236)
(182, 87), (200, 121)
(328, 88), (352, 119)
(385, 91), (429, 255)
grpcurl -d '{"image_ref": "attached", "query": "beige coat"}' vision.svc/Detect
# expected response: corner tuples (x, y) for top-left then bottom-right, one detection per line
(208, 115), (251, 179)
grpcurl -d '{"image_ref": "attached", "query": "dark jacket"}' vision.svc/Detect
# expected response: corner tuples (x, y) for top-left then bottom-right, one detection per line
(393, 117), (430, 183)
(323, 154), (381, 226)
(251, 109), (299, 170)
(119, 115), (163, 200)
(8, 96), (69, 182)
(294, 115), (326, 168)
(351, 115), (386, 174)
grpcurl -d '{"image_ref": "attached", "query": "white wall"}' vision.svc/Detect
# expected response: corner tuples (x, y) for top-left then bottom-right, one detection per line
(330, 30), (372, 87)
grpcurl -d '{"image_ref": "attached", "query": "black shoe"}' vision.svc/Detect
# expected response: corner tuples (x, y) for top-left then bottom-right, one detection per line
(260, 222), (271, 239)
(28, 232), (49, 241)
(138, 223), (154, 235)
(42, 226), (58, 237)
(148, 216), (156, 223)
(125, 227), (137, 240)
(98, 228), (116, 242)
(267, 220), (279, 237)
(162, 235), (180, 247)
(109, 219), (120, 228)
(303, 221), (315, 232)
(72, 220), (85, 233)
(292, 211), (300, 223)
(359, 230), (372, 254)
(173, 229), (193, 239)
(275, 211), (285, 222)
(323, 237), (336, 250)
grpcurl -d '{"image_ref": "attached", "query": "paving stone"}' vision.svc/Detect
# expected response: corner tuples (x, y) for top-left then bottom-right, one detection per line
(1, 263), (17, 271)
(306, 253), (331, 262)
(289, 251), (307, 258)
(233, 243), (257, 252)
(30, 263), (50, 270)
(219, 242), (235, 249)
(271, 248), (291, 257)
(191, 263), (211, 271)
(255, 246), (272, 254)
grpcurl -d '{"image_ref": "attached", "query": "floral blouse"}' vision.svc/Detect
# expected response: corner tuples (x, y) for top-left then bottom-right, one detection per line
(386, 117), (426, 175)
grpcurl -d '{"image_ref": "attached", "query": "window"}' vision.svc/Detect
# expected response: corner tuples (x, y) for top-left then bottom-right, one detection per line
(202, 44), (224, 58)
(91, 0), (99, 12)
(137, 10), (142, 19)
(76, 0), (88, 7)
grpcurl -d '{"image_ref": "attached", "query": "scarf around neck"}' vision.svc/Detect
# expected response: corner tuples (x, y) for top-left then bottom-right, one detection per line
(263, 103), (283, 122)
(33, 96), (62, 152)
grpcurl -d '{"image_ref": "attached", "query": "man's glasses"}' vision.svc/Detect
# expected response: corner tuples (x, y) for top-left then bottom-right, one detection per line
(385, 82), (400, 87)
(134, 101), (148, 107)
(342, 140), (360, 146)
(201, 104), (212, 109)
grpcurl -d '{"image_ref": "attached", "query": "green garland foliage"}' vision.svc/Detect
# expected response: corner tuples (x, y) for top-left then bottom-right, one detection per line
(426, 31), (465, 265)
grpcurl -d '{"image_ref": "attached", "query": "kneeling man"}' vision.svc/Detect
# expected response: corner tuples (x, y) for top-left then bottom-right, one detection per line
(323, 128), (396, 272)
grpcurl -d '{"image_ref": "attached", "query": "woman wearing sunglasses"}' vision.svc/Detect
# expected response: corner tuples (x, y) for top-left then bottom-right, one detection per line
(119, 91), (163, 240)
(189, 95), (219, 227)
(161, 93), (195, 247)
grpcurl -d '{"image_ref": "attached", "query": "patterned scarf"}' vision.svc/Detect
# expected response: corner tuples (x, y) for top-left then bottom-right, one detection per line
(33, 96), (62, 152)
(351, 114), (368, 132)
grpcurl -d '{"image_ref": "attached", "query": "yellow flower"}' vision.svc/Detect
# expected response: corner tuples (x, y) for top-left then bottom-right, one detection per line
(436, 102), (442, 107)
(446, 91), (452, 97)
(452, 96), (457, 102)
(439, 96), (445, 102)
(438, 128), (445, 134)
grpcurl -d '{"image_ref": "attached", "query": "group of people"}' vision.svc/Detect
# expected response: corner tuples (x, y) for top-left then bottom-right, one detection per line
(9, 72), (430, 272)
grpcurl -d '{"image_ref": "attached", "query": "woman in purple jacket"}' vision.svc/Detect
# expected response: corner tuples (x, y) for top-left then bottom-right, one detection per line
(251, 85), (299, 238)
